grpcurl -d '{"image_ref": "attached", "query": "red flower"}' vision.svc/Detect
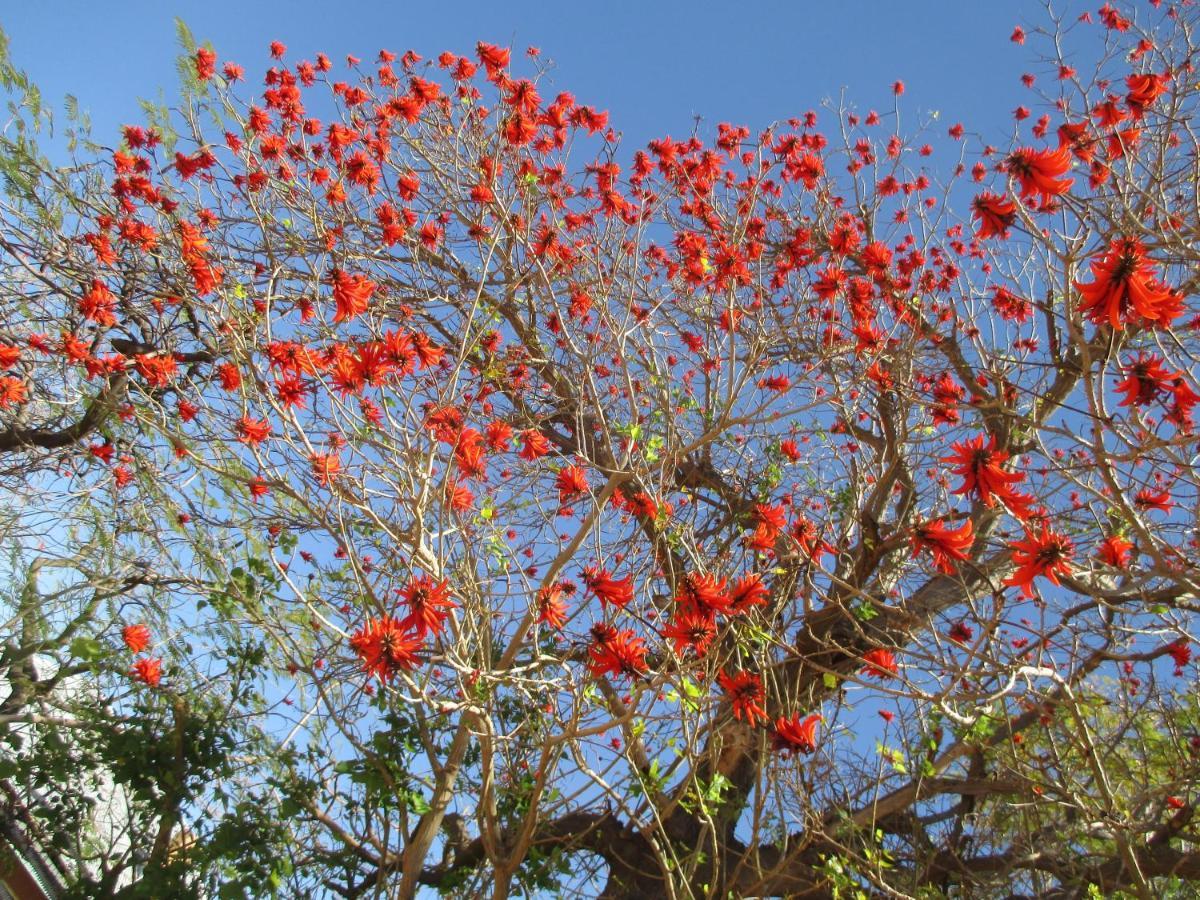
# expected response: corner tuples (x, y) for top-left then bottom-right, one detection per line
(1166, 639), (1191, 673)
(130, 657), (162, 687)
(930, 373), (966, 426)
(944, 434), (1026, 512)
(729, 574), (769, 614)
(79, 279), (119, 326)
(476, 42), (511, 80)
(1004, 526), (1074, 599)
(1125, 73), (1168, 118)
(661, 609), (718, 656)
(583, 566), (634, 609)
(791, 516), (833, 561)
(236, 415), (272, 446)
(911, 519), (974, 573)
(747, 503), (787, 551)
(1075, 239), (1180, 330)
(772, 713), (820, 755)
(217, 362), (242, 391)
(1116, 353), (1179, 407)
(399, 575), (455, 639)
(1097, 534), (1133, 569)
(536, 583), (570, 630)
(676, 572), (731, 619)
(194, 48), (216, 81)
(947, 621), (975, 644)
(518, 429), (551, 461)
(1005, 146), (1074, 203)
(587, 628), (648, 679)
(555, 464), (590, 503)
(122, 624), (151, 653)
(310, 452), (340, 486)
(331, 270), (377, 323)
(350, 616), (421, 681)
(1135, 489), (1173, 514)
(971, 192), (1017, 239)
(718, 669), (768, 727)
(861, 647), (899, 679)
(0, 377), (26, 408)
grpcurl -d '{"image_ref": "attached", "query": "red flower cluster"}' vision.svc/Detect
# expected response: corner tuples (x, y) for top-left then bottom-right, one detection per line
(1075, 239), (1180, 330)
(1004, 527), (1074, 598)
(350, 615), (421, 681)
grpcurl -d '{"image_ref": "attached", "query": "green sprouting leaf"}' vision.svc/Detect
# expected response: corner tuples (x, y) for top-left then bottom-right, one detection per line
(69, 636), (106, 662)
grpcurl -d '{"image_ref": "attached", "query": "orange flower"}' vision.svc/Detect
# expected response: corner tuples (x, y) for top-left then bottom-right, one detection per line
(587, 626), (648, 679)
(661, 609), (718, 656)
(676, 572), (731, 619)
(772, 713), (820, 755)
(555, 464), (590, 503)
(398, 575), (455, 639)
(944, 434), (1026, 511)
(729, 574), (769, 614)
(718, 669), (768, 727)
(911, 519), (974, 574)
(1125, 72), (1168, 118)
(536, 583), (570, 630)
(971, 192), (1017, 239)
(130, 657), (162, 687)
(350, 616), (421, 681)
(310, 452), (341, 486)
(79, 279), (119, 327)
(1115, 353), (1179, 407)
(518, 429), (551, 461)
(236, 416), (272, 446)
(331, 270), (377, 323)
(1005, 146), (1073, 203)
(1004, 527), (1074, 598)
(861, 648), (899, 679)
(0, 377), (27, 408)
(1075, 239), (1180, 330)
(1096, 534), (1133, 569)
(582, 566), (635, 610)
(122, 624), (151, 654)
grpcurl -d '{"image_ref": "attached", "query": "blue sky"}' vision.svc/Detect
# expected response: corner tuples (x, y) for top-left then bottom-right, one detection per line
(5, 1), (1047, 157)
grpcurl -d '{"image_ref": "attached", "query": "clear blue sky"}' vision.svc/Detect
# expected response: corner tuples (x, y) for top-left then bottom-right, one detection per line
(5, 1), (1050, 155)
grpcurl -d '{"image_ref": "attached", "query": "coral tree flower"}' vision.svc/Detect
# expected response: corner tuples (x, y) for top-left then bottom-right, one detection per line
(331, 270), (377, 323)
(398, 575), (455, 639)
(350, 616), (421, 681)
(1116, 353), (1180, 407)
(861, 648), (899, 679)
(587, 625), (648, 679)
(1004, 527), (1074, 598)
(1005, 146), (1074, 203)
(122, 624), (151, 654)
(911, 519), (974, 573)
(944, 434), (1028, 515)
(661, 609), (718, 657)
(582, 566), (635, 609)
(971, 192), (1017, 239)
(718, 669), (768, 727)
(1075, 239), (1180, 330)
(130, 657), (162, 687)
(772, 713), (820, 755)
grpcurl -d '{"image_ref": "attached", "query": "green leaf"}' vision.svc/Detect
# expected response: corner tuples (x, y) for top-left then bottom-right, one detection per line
(69, 636), (106, 662)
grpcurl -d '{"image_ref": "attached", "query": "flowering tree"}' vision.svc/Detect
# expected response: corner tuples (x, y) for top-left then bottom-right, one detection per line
(2, 3), (1200, 896)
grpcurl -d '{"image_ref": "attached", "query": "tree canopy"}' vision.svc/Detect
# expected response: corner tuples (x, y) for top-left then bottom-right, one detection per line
(0, 3), (1199, 897)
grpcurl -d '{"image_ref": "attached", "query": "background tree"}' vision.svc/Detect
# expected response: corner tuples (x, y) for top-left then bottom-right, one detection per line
(1, 2), (1199, 897)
